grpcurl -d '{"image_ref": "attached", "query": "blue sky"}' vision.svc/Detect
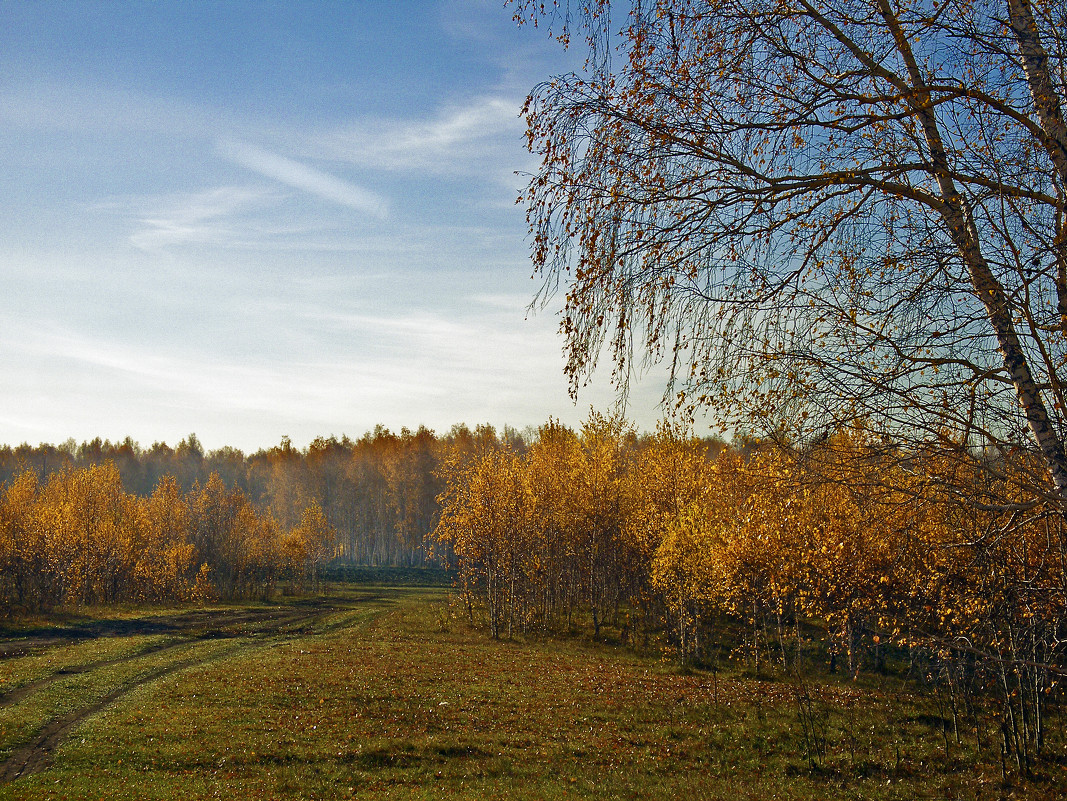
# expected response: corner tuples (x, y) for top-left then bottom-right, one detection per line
(0, 0), (673, 451)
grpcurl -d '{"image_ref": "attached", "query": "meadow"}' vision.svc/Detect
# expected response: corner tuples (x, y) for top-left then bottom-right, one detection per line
(0, 580), (1063, 800)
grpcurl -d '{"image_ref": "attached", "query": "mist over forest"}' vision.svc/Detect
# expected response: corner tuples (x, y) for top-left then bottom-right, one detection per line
(0, 425), (490, 567)
(0, 421), (726, 568)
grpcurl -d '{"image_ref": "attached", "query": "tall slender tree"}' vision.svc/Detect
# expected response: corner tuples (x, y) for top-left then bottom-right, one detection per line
(516, 0), (1067, 501)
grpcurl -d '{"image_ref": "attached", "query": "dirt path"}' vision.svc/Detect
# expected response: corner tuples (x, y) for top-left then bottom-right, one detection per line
(0, 595), (378, 784)
(0, 599), (345, 660)
(0, 646), (244, 783)
(0, 638), (190, 707)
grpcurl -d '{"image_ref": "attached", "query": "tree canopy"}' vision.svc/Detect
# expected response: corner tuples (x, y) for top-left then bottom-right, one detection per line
(516, 0), (1067, 499)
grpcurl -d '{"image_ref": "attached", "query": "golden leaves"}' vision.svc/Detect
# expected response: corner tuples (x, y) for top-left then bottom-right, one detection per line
(0, 464), (334, 610)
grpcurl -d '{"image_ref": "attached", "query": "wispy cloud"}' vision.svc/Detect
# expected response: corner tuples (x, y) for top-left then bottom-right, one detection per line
(309, 96), (525, 176)
(0, 79), (525, 189)
(217, 140), (389, 218)
(104, 182), (386, 254)
(118, 186), (278, 252)
(2, 322), (413, 417)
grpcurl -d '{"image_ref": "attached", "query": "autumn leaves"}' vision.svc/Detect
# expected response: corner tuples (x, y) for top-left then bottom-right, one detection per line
(433, 417), (1065, 768)
(0, 465), (335, 613)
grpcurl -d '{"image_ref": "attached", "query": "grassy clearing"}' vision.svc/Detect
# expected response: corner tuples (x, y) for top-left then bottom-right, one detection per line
(0, 586), (1064, 799)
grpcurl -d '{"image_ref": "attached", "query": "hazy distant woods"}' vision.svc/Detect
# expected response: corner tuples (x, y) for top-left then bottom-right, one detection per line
(0, 426), (494, 569)
(0, 420), (718, 609)
(0, 424), (515, 614)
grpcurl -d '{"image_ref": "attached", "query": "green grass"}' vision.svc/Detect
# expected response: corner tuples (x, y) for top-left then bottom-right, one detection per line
(0, 637), (237, 760)
(0, 634), (175, 693)
(320, 564), (454, 587)
(0, 586), (1064, 799)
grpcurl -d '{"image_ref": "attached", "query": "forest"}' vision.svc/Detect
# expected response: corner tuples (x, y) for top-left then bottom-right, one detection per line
(434, 415), (1066, 777)
(0, 425), (458, 612)
(0, 424), (460, 597)
(2, 412), (1064, 777)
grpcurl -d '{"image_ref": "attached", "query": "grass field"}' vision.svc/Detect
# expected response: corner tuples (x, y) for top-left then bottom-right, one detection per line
(0, 583), (1064, 800)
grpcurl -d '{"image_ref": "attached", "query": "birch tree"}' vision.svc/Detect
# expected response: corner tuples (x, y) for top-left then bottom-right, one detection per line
(516, 0), (1067, 501)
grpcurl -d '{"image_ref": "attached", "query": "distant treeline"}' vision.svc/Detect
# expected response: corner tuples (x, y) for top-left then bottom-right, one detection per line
(0, 424), (530, 613)
(0, 421), (725, 610)
(0, 426), (523, 569)
(0, 463), (336, 612)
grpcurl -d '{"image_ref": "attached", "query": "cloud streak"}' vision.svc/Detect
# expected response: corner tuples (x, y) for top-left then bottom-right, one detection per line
(218, 140), (389, 218)
(118, 185), (278, 252)
(310, 96), (525, 176)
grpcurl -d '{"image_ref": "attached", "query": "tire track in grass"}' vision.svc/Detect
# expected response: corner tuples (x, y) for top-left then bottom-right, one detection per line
(0, 601), (332, 661)
(0, 599), (370, 707)
(0, 644), (244, 783)
(0, 595), (383, 784)
(0, 639), (190, 708)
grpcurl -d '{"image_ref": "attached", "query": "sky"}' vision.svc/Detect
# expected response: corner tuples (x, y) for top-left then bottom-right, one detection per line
(0, 0), (678, 452)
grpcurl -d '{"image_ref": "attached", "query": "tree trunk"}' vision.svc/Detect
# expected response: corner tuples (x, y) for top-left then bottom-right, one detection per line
(879, 0), (1067, 498)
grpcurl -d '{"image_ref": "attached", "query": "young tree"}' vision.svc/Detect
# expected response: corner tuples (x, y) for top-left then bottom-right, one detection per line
(526, 420), (587, 628)
(41, 463), (139, 607)
(283, 502), (337, 591)
(627, 422), (717, 638)
(0, 470), (45, 612)
(571, 412), (634, 638)
(134, 475), (195, 602)
(516, 0), (1067, 501)
(434, 445), (533, 638)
